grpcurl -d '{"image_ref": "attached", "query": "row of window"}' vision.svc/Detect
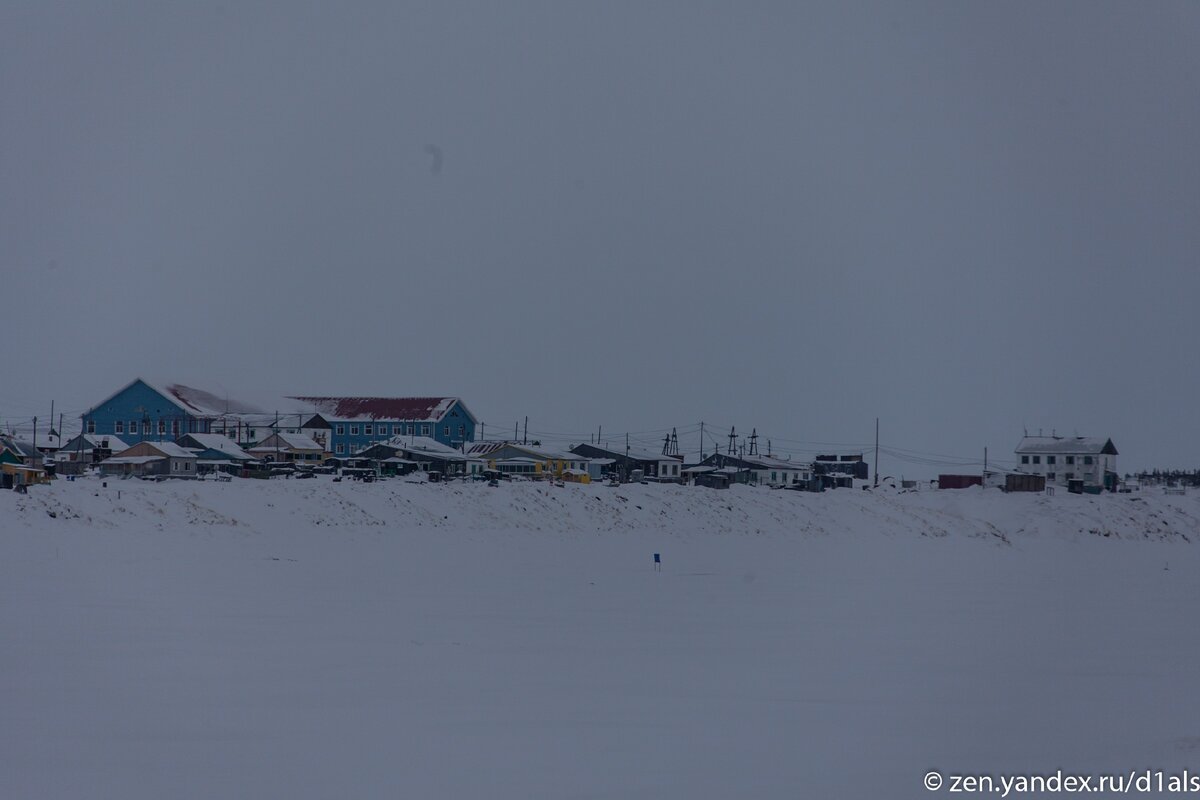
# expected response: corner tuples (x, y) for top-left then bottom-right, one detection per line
(332, 423), (466, 439)
(89, 419), (199, 436)
(769, 470), (810, 483)
(1021, 455), (1094, 465)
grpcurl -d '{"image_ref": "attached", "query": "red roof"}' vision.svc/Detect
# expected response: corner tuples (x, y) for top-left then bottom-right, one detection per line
(287, 396), (464, 422)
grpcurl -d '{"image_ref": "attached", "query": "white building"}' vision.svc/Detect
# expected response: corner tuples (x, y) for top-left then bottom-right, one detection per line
(1014, 435), (1118, 490)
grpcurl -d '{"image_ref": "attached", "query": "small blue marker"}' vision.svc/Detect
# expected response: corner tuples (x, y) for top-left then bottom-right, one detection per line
(653, 553), (661, 572)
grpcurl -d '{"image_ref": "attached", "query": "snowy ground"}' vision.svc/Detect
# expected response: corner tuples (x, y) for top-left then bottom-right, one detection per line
(4, 477), (1200, 798)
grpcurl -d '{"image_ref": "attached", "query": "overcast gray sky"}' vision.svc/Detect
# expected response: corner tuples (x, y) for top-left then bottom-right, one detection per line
(3, 1), (1198, 476)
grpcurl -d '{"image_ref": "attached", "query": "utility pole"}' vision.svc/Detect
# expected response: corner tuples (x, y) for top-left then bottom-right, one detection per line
(523, 416), (528, 445)
(983, 447), (988, 485)
(874, 418), (880, 488)
(727, 426), (736, 455)
(748, 428), (758, 456)
(699, 421), (704, 462)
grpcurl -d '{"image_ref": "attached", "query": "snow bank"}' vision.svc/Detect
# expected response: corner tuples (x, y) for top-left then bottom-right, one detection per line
(4, 478), (1200, 799)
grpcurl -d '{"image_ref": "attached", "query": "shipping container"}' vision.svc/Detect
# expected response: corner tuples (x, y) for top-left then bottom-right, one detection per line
(1004, 474), (1046, 493)
(938, 474), (983, 489)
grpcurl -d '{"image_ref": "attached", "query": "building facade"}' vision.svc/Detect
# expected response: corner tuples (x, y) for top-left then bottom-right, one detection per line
(289, 396), (477, 456)
(1014, 436), (1118, 490)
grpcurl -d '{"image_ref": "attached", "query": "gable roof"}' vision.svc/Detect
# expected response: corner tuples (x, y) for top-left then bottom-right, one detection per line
(385, 435), (460, 455)
(88, 378), (283, 420)
(0, 437), (42, 460)
(136, 441), (198, 459)
(87, 378), (193, 417)
(1015, 436), (1118, 456)
(163, 383), (266, 416)
(285, 396), (474, 423)
(252, 432), (324, 451)
(60, 433), (129, 452)
(571, 442), (682, 463)
(466, 441), (579, 461)
(176, 434), (253, 460)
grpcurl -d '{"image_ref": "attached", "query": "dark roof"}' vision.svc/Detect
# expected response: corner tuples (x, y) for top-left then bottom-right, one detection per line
(287, 396), (471, 423)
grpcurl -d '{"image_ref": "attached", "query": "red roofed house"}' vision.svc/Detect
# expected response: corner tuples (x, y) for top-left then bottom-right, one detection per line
(286, 396), (477, 457)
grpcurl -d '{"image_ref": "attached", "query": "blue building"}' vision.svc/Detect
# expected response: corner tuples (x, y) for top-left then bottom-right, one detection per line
(82, 379), (230, 443)
(287, 396), (477, 456)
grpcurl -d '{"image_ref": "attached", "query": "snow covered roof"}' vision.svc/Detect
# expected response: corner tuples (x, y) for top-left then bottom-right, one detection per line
(385, 435), (460, 455)
(252, 432), (324, 452)
(0, 437), (43, 459)
(163, 383), (266, 416)
(285, 396), (471, 423)
(177, 434), (253, 460)
(467, 441), (578, 460)
(135, 441), (199, 459)
(102, 455), (165, 465)
(62, 434), (129, 452)
(1015, 436), (1118, 456)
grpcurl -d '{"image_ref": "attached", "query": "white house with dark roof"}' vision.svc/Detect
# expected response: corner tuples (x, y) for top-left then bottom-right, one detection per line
(1014, 435), (1118, 490)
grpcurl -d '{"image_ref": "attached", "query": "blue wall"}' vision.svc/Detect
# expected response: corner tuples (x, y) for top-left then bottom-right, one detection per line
(84, 380), (211, 443)
(325, 400), (476, 455)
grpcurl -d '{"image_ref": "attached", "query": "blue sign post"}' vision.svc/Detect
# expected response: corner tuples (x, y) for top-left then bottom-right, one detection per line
(653, 553), (661, 572)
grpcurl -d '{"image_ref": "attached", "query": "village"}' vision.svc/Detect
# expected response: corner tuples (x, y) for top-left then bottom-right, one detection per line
(1, 378), (1133, 497)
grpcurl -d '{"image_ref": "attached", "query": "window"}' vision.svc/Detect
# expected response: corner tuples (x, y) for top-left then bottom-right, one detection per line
(421, 424), (430, 436)
(1032, 456), (1040, 464)
(407, 424), (414, 435)
(771, 472), (777, 482)
(1046, 456), (1056, 465)
(1084, 456), (1093, 465)
(1065, 456), (1075, 465)
(336, 444), (345, 455)
(157, 420), (166, 435)
(1047, 472), (1056, 481)
(335, 424), (345, 436)
(393, 426), (401, 436)
(365, 425), (373, 435)
(143, 421), (151, 435)
(115, 421), (124, 434)
(1021, 455), (1029, 464)
(87, 419), (96, 434)
(350, 425), (359, 436)
(459, 425), (465, 438)
(130, 420), (138, 434)
(172, 420), (179, 436)
(1066, 472), (1074, 480)
(444, 425), (450, 437)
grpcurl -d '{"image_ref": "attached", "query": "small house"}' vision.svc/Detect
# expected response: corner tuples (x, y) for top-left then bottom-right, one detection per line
(99, 441), (199, 479)
(248, 432), (326, 462)
(56, 434), (129, 465)
(569, 443), (683, 482)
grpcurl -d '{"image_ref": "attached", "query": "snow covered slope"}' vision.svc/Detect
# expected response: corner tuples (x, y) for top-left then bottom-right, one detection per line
(4, 478), (1200, 798)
